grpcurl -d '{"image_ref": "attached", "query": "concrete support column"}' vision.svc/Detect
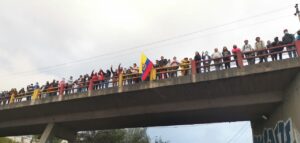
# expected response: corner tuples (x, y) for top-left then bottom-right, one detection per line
(40, 123), (55, 143)
(251, 72), (300, 143)
(40, 123), (77, 143)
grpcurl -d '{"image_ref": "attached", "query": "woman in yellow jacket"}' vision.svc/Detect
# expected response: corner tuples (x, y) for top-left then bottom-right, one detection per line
(180, 57), (190, 76)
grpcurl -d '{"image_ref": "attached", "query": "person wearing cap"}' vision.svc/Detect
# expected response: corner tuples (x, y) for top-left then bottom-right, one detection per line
(282, 29), (296, 58)
(255, 37), (268, 63)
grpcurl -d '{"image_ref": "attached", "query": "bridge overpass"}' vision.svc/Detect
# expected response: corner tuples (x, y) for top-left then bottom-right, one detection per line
(0, 56), (300, 142)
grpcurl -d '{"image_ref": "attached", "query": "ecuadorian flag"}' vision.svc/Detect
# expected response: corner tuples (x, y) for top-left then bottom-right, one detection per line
(139, 53), (154, 81)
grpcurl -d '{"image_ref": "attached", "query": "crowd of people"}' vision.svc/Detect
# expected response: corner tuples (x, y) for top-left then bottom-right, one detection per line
(1, 29), (300, 105)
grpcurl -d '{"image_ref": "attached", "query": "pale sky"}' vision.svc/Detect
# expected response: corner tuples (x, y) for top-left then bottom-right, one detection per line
(0, 0), (299, 142)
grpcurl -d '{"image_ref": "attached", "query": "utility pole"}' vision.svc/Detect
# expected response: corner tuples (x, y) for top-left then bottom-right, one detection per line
(295, 4), (300, 22)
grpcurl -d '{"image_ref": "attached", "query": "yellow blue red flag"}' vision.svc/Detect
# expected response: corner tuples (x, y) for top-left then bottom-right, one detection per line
(139, 53), (154, 81)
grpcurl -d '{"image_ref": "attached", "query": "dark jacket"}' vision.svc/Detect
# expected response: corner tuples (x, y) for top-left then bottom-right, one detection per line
(202, 55), (211, 64)
(282, 33), (295, 45)
(222, 51), (231, 61)
(272, 41), (283, 52)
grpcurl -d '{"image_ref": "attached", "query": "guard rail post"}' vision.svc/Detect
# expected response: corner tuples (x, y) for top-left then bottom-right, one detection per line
(118, 73), (123, 87)
(150, 69), (156, 81)
(191, 60), (197, 75)
(237, 51), (244, 68)
(88, 79), (94, 96)
(59, 83), (65, 97)
(295, 40), (300, 57)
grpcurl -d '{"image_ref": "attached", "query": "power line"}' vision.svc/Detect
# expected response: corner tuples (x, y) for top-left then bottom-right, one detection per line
(232, 126), (251, 143)
(0, 13), (293, 81)
(225, 123), (249, 143)
(0, 4), (293, 78)
(142, 13), (291, 53)
(231, 125), (250, 143)
(2, 14), (291, 79)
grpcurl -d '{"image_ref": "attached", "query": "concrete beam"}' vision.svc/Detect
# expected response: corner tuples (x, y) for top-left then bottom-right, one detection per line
(0, 92), (282, 130)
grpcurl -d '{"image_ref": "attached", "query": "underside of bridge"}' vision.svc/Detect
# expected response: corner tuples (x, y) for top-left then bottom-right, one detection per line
(0, 58), (299, 142)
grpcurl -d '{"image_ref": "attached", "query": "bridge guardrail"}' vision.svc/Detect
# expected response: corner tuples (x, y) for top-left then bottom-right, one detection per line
(1, 41), (300, 106)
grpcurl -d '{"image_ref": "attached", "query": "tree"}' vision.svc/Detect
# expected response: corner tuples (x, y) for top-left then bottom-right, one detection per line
(0, 137), (17, 143)
(77, 128), (150, 143)
(32, 135), (63, 143)
(77, 130), (126, 143)
(123, 128), (150, 143)
(155, 137), (170, 143)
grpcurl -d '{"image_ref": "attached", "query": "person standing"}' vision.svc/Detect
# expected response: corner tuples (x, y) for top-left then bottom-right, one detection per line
(282, 29), (296, 58)
(158, 56), (168, 79)
(104, 70), (111, 88)
(131, 63), (139, 83)
(211, 48), (223, 71)
(98, 70), (105, 89)
(242, 40), (255, 65)
(222, 46), (231, 69)
(194, 51), (202, 73)
(110, 64), (122, 87)
(59, 78), (65, 96)
(170, 56), (179, 77)
(272, 37), (283, 60)
(202, 51), (211, 73)
(67, 76), (73, 94)
(232, 45), (242, 67)
(267, 40), (276, 61)
(255, 37), (268, 63)
(180, 57), (190, 76)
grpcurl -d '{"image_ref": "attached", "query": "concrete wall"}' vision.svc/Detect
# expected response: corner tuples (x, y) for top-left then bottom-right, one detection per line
(252, 72), (300, 143)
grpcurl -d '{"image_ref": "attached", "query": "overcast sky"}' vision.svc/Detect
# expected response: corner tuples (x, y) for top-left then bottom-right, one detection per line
(0, 0), (299, 142)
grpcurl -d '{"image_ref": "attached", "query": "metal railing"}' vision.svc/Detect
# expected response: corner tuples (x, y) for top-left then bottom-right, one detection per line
(1, 41), (300, 106)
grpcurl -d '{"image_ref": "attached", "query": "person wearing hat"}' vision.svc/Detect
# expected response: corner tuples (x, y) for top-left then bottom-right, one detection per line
(282, 29), (296, 58)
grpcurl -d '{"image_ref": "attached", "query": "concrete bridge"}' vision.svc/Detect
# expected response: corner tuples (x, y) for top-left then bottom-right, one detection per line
(0, 56), (300, 142)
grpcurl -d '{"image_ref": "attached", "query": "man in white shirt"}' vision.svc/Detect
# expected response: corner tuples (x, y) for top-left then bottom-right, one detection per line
(211, 48), (223, 71)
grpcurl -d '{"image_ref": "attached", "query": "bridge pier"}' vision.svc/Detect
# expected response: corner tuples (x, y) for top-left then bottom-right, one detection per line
(40, 123), (77, 143)
(251, 72), (300, 143)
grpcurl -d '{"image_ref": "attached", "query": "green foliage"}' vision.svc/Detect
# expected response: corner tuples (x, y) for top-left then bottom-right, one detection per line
(32, 135), (63, 143)
(154, 137), (170, 143)
(0, 137), (17, 143)
(77, 128), (151, 143)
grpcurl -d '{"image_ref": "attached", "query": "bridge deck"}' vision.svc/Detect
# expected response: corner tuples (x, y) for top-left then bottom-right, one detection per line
(0, 58), (299, 136)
